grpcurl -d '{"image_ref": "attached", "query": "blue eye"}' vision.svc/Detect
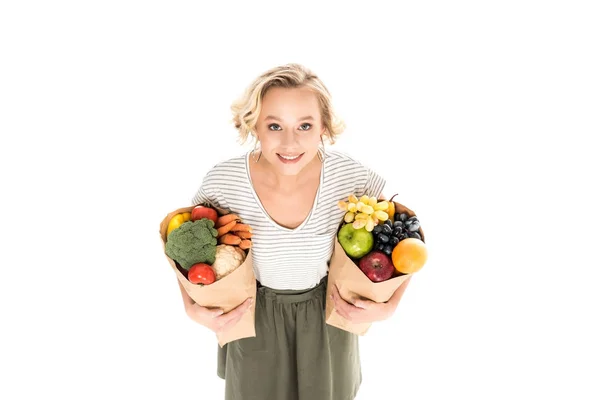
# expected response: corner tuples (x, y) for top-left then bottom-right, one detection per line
(267, 123), (312, 131)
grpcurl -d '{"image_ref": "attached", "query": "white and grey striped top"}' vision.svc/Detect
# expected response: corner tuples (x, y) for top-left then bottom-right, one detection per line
(191, 149), (386, 290)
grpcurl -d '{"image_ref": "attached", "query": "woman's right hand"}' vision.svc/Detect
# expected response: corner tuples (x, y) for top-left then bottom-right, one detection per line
(186, 297), (254, 334)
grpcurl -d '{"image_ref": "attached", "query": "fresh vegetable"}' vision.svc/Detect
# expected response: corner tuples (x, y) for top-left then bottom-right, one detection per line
(213, 213), (253, 252)
(231, 223), (252, 232)
(239, 239), (252, 250)
(216, 213), (241, 228)
(218, 233), (242, 245)
(235, 231), (252, 240)
(165, 219), (218, 270)
(211, 245), (246, 280)
(188, 263), (216, 285)
(191, 205), (218, 225)
(166, 212), (191, 237)
(216, 220), (237, 237)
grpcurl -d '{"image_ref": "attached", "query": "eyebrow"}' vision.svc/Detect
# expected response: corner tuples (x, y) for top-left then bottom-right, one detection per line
(264, 115), (315, 121)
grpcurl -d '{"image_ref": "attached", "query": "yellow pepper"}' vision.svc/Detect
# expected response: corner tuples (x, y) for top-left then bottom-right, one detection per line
(167, 212), (191, 236)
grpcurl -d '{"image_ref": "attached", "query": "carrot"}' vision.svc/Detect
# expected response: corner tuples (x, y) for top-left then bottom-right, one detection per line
(234, 231), (252, 239)
(239, 239), (252, 250)
(216, 213), (240, 228)
(230, 223), (252, 232)
(217, 220), (237, 237)
(218, 233), (242, 245)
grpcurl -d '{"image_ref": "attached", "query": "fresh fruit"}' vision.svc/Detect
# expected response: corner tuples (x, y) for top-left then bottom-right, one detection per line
(337, 194), (390, 232)
(386, 194), (398, 220)
(373, 209), (423, 251)
(188, 263), (216, 285)
(358, 250), (395, 282)
(337, 223), (374, 259)
(391, 238), (428, 274)
(191, 205), (218, 225)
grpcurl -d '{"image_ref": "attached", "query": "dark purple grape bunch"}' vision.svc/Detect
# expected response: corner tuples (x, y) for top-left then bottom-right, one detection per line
(372, 212), (422, 256)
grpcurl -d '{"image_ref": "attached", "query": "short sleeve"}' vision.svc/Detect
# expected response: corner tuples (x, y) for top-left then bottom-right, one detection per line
(190, 166), (229, 211)
(362, 166), (386, 199)
(358, 166), (386, 198)
(191, 184), (217, 207)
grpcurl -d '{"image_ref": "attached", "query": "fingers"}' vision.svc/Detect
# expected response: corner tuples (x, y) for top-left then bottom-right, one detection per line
(353, 299), (373, 310)
(218, 314), (243, 333)
(214, 297), (254, 333)
(194, 304), (223, 319)
(331, 285), (357, 321)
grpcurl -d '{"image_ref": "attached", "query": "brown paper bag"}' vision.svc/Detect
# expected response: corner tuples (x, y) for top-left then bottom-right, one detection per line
(159, 206), (257, 347)
(325, 201), (426, 335)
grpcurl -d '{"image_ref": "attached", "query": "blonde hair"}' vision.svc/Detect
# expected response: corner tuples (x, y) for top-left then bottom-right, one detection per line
(231, 63), (345, 145)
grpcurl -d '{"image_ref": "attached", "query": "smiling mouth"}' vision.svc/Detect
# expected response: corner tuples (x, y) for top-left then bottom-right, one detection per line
(277, 153), (304, 160)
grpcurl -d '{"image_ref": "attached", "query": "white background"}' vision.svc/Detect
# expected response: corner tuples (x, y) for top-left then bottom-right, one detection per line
(1, 1), (599, 399)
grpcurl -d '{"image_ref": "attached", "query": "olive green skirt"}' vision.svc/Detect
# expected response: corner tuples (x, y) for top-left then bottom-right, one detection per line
(217, 276), (362, 400)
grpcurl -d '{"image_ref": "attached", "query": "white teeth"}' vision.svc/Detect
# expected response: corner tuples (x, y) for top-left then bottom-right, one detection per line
(279, 154), (300, 160)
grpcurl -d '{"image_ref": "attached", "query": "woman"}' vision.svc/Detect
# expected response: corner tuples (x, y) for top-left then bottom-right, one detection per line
(177, 63), (411, 400)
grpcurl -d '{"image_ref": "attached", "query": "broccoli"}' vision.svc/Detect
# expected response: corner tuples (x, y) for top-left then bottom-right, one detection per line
(165, 219), (218, 270)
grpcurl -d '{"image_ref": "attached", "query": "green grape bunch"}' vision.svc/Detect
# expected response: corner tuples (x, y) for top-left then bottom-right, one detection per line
(337, 194), (390, 232)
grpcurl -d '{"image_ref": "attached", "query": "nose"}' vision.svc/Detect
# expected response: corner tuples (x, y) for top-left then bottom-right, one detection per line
(280, 129), (297, 147)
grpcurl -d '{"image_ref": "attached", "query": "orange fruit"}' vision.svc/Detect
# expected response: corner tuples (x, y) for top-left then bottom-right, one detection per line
(391, 238), (428, 274)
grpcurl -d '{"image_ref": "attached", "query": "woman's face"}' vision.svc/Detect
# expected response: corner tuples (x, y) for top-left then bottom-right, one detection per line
(254, 86), (325, 176)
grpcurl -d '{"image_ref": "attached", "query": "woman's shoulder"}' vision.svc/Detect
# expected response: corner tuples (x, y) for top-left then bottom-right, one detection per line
(191, 152), (249, 208)
(324, 148), (387, 198)
(202, 152), (248, 180)
(324, 149), (375, 172)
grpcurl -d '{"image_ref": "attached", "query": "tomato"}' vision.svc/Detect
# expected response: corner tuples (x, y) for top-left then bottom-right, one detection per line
(191, 205), (218, 225)
(187, 263), (216, 285)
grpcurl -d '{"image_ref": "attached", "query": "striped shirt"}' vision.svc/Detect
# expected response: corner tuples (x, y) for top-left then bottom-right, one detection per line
(191, 149), (386, 290)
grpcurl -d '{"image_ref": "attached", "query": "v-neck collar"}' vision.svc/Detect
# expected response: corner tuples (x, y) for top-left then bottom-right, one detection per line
(245, 150), (325, 232)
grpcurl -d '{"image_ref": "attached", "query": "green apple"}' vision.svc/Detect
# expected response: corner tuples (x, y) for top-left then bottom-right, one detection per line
(337, 223), (374, 259)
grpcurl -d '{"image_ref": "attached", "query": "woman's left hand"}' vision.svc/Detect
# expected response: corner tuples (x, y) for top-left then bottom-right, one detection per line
(330, 285), (392, 323)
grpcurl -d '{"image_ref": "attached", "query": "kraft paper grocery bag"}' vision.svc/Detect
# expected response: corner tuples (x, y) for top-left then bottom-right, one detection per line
(159, 206), (257, 347)
(325, 201), (425, 335)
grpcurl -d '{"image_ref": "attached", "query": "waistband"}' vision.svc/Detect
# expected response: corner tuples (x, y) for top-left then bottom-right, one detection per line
(257, 275), (328, 304)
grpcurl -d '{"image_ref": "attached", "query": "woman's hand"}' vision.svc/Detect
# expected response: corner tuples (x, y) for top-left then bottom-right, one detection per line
(330, 285), (391, 323)
(330, 277), (411, 324)
(186, 297), (254, 334)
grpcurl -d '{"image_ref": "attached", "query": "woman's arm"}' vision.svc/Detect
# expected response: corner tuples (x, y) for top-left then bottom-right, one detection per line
(177, 279), (196, 312)
(331, 276), (411, 323)
(177, 277), (253, 333)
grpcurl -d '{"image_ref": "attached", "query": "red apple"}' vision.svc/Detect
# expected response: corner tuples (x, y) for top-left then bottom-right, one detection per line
(191, 205), (218, 225)
(358, 251), (395, 282)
